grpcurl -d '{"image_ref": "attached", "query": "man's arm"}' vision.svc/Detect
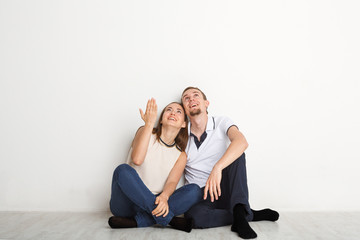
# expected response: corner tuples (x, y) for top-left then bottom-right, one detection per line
(203, 125), (249, 202)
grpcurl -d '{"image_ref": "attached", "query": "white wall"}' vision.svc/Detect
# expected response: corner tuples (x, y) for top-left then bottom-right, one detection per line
(1, 0), (359, 212)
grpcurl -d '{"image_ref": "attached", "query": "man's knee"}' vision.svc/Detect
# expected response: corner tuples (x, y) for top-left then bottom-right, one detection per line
(223, 153), (247, 174)
(233, 153), (246, 166)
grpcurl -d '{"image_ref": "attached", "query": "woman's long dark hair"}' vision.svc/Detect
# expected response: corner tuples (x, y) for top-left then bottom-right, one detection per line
(152, 102), (188, 151)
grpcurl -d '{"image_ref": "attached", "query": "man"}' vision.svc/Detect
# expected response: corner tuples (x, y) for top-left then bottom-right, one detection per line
(181, 87), (279, 239)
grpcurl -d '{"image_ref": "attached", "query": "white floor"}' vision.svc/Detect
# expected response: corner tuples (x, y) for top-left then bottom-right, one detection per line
(0, 211), (359, 240)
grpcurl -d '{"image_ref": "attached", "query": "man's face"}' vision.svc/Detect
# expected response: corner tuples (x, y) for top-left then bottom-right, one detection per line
(182, 89), (209, 117)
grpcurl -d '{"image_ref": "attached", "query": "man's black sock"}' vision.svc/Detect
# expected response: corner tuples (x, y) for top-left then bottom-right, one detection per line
(232, 204), (257, 239)
(108, 216), (137, 228)
(169, 216), (193, 233)
(251, 208), (279, 222)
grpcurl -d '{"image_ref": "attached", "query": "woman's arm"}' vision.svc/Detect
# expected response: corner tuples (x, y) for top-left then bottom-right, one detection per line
(131, 98), (158, 166)
(151, 152), (187, 217)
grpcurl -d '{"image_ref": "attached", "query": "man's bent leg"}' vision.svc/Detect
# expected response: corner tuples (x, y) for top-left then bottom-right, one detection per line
(221, 153), (253, 221)
(220, 154), (257, 239)
(222, 154), (279, 223)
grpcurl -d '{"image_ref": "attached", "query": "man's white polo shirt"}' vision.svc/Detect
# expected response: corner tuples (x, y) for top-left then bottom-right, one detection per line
(185, 115), (237, 187)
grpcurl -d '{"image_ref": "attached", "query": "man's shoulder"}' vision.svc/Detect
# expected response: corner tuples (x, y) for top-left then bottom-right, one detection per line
(210, 115), (237, 133)
(212, 115), (234, 125)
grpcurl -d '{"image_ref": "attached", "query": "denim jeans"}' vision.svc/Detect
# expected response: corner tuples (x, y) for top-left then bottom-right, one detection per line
(110, 164), (202, 227)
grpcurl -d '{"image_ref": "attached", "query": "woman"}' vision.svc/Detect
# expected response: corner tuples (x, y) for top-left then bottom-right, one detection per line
(109, 98), (202, 232)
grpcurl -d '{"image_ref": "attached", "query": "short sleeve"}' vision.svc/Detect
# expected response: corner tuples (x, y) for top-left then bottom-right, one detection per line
(217, 116), (238, 136)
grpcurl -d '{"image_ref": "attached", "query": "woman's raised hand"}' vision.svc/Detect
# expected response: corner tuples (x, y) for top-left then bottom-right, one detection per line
(139, 98), (158, 127)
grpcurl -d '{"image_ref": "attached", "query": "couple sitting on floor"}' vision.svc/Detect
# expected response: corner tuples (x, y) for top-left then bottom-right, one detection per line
(108, 87), (279, 239)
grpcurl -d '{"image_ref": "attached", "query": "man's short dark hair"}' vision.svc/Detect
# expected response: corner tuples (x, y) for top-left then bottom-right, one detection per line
(182, 87), (207, 101)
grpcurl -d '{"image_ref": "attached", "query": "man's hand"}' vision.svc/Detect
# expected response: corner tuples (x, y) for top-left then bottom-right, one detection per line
(203, 166), (222, 202)
(152, 194), (169, 217)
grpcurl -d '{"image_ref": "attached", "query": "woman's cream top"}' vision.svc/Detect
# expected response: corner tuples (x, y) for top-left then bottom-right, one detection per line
(127, 133), (182, 194)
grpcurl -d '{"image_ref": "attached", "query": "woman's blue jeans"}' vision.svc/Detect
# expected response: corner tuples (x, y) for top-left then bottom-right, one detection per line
(109, 164), (202, 227)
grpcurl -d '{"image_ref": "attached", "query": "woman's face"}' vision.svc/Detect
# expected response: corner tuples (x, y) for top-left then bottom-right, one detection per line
(161, 103), (186, 129)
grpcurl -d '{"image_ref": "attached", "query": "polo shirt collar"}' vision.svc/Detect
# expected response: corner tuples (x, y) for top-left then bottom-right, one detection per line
(206, 115), (215, 132)
(188, 115), (215, 135)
